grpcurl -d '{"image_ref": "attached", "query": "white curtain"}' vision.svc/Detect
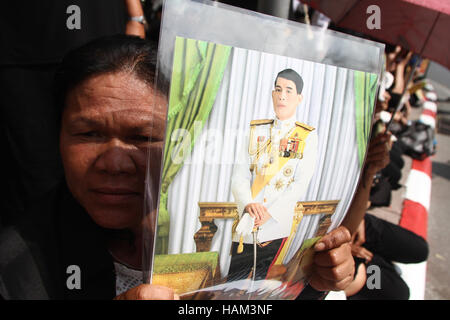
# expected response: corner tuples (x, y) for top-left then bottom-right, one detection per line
(166, 46), (365, 277)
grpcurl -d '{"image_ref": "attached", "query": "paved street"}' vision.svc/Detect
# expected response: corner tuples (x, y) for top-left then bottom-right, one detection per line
(425, 80), (450, 299)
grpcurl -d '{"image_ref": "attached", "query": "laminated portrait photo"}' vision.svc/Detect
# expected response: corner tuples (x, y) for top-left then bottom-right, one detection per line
(144, 0), (384, 300)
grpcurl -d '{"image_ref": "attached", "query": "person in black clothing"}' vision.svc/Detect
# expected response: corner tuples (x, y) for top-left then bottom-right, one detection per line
(341, 113), (428, 300)
(0, 34), (177, 300)
(0, 0), (146, 228)
(346, 213), (428, 300)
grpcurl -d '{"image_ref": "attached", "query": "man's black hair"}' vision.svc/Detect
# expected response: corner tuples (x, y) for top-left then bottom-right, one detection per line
(54, 34), (167, 115)
(275, 69), (304, 94)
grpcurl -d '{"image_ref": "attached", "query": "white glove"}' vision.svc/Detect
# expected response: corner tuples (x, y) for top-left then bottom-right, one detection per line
(236, 213), (255, 237)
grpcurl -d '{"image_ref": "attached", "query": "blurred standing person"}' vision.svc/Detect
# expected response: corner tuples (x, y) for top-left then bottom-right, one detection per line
(0, 0), (147, 228)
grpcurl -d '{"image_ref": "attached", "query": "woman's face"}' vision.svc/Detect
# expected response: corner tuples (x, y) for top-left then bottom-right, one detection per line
(60, 72), (166, 230)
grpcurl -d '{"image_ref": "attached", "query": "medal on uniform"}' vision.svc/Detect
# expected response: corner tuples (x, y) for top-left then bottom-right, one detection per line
(286, 177), (294, 187)
(268, 140), (275, 164)
(296, 138), (304, 159)
(286, 139), (292, 152)
(283, 165), (293, 177)
(292, 134), (300, 153)
(279, 138), (287, 157)
(274, 178), (285, 191)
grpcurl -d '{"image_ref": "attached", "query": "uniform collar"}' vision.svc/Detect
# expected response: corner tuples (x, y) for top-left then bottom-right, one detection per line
(274, 115), (296, 129)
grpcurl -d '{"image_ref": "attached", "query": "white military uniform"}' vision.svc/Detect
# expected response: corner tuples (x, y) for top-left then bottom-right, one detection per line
(231, 115), (318, 244)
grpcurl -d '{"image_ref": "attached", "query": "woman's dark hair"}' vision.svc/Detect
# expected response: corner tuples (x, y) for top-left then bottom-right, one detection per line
(55, 34), (166, 115)
(275, 68), (304, 94)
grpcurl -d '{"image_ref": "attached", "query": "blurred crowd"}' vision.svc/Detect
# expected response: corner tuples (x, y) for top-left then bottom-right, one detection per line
(341, 44), (435, 300)
(370, 45), (437, 208)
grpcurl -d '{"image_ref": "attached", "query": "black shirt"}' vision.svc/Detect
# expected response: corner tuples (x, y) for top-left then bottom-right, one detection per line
(0, 0), (126, 66)
(0, 183), (116, 299)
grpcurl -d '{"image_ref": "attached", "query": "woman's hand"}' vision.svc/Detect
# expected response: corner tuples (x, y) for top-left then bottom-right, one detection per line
(114, 284), (179, 300)
(309, 226), (355, 291)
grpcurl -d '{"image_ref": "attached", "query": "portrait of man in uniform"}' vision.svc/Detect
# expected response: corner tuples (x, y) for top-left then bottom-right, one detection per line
(228, 68), (318, 281)
(152, 35), (379, 298)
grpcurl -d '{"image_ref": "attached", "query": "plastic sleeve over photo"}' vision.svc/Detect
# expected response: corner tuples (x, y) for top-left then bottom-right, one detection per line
(143, 0), (385, 298)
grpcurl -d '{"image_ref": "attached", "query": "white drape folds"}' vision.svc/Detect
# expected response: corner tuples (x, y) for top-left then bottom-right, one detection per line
(166, 46), (364, 276)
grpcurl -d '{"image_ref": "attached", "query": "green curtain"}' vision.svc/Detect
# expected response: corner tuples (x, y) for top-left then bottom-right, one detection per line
(354, 71), (378, 168)
(156, 37), (231, 254)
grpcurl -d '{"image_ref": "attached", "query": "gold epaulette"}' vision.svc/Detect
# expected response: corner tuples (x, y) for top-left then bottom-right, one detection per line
(295, 121), (315, 131)
(250, 119), (274, 126)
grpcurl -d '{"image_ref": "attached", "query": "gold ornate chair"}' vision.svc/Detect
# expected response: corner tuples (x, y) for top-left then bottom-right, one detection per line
(153, 200), (339, 295)
(194, 200), (339, 252)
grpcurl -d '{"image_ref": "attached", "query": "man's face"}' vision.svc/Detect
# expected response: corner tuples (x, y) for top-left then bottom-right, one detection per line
(272, 77), (303, 121)
(59, 72), (166, 231)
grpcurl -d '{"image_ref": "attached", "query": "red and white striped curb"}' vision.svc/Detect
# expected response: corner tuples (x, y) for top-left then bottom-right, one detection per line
(419, 101), (437, 130)
(396, 98), (437, 300)
(400, 157), (432, 239)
